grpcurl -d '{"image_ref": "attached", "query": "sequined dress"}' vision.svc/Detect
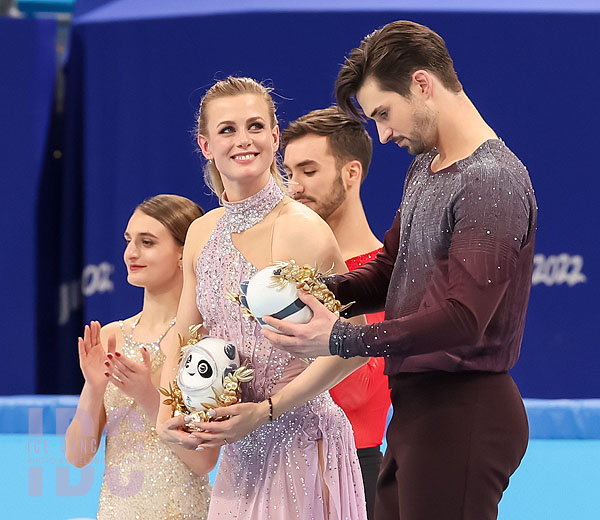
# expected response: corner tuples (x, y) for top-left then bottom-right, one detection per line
(97, 319), (211, 519)
(195, 177), (367, 520)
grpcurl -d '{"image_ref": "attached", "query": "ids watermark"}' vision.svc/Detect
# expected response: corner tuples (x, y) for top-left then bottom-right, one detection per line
(27, 405), (148, 498)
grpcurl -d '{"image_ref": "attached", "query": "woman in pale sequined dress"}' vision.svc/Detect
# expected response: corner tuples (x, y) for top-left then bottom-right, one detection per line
(156, 77), (368, 520)
(65, 195), (212, 519)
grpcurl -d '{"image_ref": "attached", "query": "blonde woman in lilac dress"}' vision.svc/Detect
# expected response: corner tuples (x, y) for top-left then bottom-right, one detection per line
(157, 77), (368, 520)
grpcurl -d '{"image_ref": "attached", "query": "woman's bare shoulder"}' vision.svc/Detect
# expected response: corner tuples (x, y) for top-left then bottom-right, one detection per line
(273, 198), (339, 265)
(277, 198), (331, 232)
(188, 207), (224, 234)
(186, 207), (225, 250)
(100, 320), (121, 335)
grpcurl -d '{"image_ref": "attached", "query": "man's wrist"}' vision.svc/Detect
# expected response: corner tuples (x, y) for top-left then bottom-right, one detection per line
(329, 318), (350, 358)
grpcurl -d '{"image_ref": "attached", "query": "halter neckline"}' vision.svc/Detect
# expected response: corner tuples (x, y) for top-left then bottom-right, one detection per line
(221, 175), (285, 233)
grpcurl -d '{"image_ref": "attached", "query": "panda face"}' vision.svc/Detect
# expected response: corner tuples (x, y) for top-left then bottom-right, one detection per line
(178, 348), (217, 391)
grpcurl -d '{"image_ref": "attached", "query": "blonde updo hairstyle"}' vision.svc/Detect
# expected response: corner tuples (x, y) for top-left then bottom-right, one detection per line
(195, 76), (286, 198)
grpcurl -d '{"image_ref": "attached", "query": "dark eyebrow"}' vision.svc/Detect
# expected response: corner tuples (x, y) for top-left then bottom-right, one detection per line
(369, 106), (384, 119)
(282, 159), (319, 172)
(296, 159), (319, 168)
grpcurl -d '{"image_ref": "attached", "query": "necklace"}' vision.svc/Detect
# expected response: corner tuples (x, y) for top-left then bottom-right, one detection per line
(127, 314), (176, 345)
(120, 314), (176, 369)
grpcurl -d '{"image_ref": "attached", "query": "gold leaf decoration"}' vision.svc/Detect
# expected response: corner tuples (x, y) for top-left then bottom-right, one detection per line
(270, 260), (348, 315)
(225, 290), (255, 321)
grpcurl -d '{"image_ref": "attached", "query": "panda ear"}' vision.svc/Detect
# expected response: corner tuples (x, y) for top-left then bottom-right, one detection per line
(224, 343), (236, 360)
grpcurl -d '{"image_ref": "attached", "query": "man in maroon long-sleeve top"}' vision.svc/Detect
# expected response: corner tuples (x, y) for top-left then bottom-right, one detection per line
(263, 20), (537, 520)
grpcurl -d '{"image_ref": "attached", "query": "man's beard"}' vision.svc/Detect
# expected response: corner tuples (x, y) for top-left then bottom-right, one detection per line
(314, 172), (347, 221)
(406, 103), (437, 156)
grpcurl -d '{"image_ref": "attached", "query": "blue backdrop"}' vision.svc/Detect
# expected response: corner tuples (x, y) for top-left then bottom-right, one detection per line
(3, 0), (598, 398)
(0, 17), (57, 394)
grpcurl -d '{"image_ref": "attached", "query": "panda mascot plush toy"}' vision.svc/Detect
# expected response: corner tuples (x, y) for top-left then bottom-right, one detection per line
(177, 336), (239, 411)
(160, 325), (253, 425)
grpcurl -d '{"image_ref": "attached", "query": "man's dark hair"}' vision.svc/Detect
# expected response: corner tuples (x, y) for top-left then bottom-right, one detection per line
(282, 106), (373, 182)
(336, 20), (463, 119)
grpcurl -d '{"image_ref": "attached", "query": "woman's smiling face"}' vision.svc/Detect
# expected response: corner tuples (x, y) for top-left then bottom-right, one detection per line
(197, 93), (280, 192)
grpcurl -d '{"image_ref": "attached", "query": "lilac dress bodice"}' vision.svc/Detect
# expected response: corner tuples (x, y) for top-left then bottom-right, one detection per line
(195, 177), (305, 402)
(195, 177), (367, 520)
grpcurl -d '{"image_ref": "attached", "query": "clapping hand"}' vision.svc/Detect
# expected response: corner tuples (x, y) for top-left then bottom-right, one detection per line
(105, 345), (155, 403)
(78, 321), (115, 390)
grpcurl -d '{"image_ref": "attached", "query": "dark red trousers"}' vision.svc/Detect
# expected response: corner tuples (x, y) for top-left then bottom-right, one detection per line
(375, 371), (528, 520)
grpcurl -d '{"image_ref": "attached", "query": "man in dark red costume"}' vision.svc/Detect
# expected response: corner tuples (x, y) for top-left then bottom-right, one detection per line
(266, 20), (537, 520)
